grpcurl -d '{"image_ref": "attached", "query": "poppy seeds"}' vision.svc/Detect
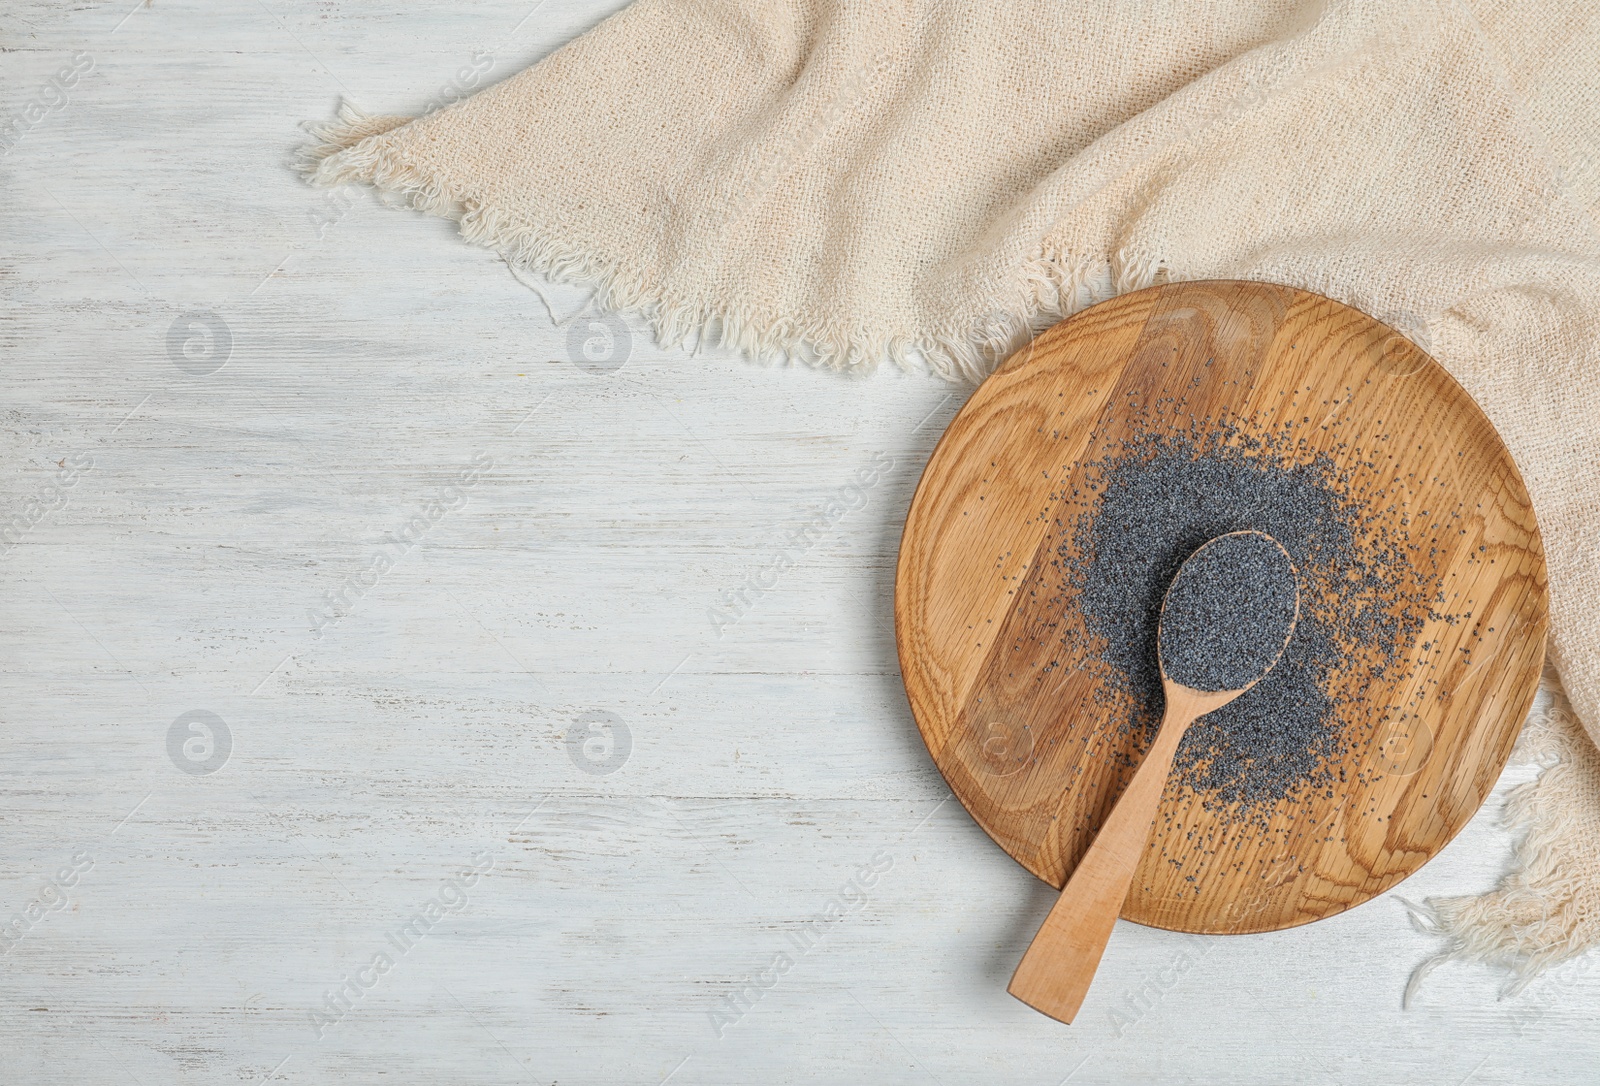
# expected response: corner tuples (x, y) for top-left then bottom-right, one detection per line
(1158, 531), (1298, 693)
(1049, 418), (1446, 819)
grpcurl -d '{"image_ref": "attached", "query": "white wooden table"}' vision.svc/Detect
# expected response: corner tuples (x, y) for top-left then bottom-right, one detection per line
(1, 2), (1591, 1082)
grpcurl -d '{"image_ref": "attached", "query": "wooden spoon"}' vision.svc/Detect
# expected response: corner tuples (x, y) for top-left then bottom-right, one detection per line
(1007, 530), (1300, 1023)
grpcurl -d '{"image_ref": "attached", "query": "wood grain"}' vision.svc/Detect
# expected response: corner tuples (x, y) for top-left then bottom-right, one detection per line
(895, 280), (1549, 935)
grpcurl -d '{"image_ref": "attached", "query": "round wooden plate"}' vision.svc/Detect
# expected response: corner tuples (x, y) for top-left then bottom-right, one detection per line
(895, 280), (1548, 934)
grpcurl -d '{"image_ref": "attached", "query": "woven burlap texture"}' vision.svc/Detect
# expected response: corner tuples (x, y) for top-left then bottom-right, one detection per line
(304, 0), (1600, 984)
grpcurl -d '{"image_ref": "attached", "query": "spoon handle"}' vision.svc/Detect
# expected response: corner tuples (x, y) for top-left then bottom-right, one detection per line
(1008, 698), (1194, 1023)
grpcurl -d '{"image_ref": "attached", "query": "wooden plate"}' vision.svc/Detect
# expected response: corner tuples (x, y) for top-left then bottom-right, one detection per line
(895, 281), (1548, 934)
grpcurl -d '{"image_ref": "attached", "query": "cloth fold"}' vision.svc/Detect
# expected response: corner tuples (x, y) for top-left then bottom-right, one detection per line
(304, 0), (1600, 981)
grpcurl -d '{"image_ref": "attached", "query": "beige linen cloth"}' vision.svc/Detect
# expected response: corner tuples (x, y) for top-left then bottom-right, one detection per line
(305, 0), (1600, 990)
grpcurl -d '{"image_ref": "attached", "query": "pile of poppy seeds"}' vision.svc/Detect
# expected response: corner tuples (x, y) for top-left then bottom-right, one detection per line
(1048, 413), (1461, 828)
(1157, 532), (1298, 693)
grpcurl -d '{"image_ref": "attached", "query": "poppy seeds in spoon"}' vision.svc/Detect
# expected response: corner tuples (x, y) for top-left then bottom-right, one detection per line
(1159, 533), (1297, 692)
